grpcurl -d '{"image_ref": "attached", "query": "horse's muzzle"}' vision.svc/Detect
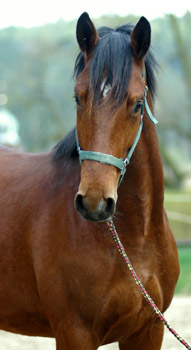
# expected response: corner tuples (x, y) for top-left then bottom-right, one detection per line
(74, 192), (116, 222)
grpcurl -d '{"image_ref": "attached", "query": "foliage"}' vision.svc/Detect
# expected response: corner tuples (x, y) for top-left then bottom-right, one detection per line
(156, 13), (191, 187)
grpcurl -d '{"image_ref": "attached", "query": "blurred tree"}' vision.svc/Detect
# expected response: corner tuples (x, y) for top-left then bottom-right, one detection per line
(0, 23), (77, 152)
(153, 13), (191, 187)
(167, 12), (191, 148)
(168, 13), (191, 97)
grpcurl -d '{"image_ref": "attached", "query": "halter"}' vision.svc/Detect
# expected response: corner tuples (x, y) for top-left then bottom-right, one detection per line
(76, 71), (158, 185)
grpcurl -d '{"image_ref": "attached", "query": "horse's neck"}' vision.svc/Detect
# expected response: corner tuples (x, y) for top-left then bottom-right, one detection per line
(118, 115), (164, 237)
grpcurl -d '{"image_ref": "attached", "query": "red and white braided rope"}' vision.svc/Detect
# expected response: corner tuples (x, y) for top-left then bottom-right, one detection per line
(106, 219), (191, 350)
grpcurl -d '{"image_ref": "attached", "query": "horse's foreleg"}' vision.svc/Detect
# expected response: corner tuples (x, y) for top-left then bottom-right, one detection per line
(55, 315), (98, 350)
(119, 319), (164, 350)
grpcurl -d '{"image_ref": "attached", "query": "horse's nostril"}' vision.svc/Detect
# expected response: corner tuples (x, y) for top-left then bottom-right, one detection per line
(106, 197), (116, 215)
(75, 193), (84, 212)
(74, 192), (116, 222)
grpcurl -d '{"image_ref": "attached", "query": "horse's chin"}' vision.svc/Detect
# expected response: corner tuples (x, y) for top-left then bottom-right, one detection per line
(80, 211), (113, 222)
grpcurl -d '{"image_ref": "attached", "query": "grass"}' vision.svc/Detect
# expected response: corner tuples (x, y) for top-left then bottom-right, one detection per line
(164, 188), (191, 240)
(165, 201), (191, 216)
(164, 188), (191, 294)
(175, 246), (191, 295)
(166, 219), (191, 240)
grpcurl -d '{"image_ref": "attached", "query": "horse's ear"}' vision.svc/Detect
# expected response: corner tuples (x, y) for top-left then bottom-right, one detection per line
(130, 17), (151, 60)
(76, 12), (99, 56)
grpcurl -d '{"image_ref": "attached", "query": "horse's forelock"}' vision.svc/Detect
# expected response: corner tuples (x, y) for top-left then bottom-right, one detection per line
(74, 24), (157, 105)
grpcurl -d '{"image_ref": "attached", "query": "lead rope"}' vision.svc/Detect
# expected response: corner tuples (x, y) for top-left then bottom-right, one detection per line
(106, 219), (191, 350)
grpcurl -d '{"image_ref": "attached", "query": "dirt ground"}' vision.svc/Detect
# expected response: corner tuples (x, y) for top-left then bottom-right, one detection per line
(0, 296), (190, 350)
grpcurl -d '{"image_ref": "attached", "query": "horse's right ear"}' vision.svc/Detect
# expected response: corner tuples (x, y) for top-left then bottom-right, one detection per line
(76, 12), (99, 57)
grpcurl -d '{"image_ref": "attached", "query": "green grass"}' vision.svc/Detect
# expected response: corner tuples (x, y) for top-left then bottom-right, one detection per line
(165, 201), (191, 216)
(164, 188), (191, 240)
(163, 189), (191, 294)
(166, 219), (191, 240)
(175, 246), (191, 295)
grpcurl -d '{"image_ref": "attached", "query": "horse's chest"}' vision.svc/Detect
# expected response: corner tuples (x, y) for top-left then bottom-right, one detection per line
(98, 265), (163, 343)
(61, 239), (164, 342)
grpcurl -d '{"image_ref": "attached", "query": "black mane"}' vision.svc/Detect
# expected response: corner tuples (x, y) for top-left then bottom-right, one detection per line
(53, 127), (78, 160)
(53, 23), (158, 161)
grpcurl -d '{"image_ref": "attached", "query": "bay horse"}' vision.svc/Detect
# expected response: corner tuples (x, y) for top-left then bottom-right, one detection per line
(0, 12), (179, 349)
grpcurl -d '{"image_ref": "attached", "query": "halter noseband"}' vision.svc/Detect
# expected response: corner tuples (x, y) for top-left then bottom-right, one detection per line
(76, 72), (158, 185)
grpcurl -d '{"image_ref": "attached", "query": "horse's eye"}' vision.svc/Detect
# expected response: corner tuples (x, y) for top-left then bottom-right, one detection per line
(74, 94), (82, 107)
(132, 101), (143, 115)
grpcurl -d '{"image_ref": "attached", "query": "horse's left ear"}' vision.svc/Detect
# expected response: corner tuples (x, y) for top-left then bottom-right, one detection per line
(130, 17), (151, 60)
(76, 12), (99, 57)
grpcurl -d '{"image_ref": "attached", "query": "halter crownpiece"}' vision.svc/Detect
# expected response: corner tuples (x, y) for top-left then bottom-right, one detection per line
(76, 71), (158, 185)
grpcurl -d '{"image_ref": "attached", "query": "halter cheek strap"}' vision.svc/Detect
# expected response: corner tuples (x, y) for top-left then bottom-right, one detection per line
(144, 86), (158, 125)
(76, 79), (158, 185)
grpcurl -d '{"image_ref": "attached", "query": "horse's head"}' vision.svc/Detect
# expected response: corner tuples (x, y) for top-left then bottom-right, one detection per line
(74, 12), (152, 222)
